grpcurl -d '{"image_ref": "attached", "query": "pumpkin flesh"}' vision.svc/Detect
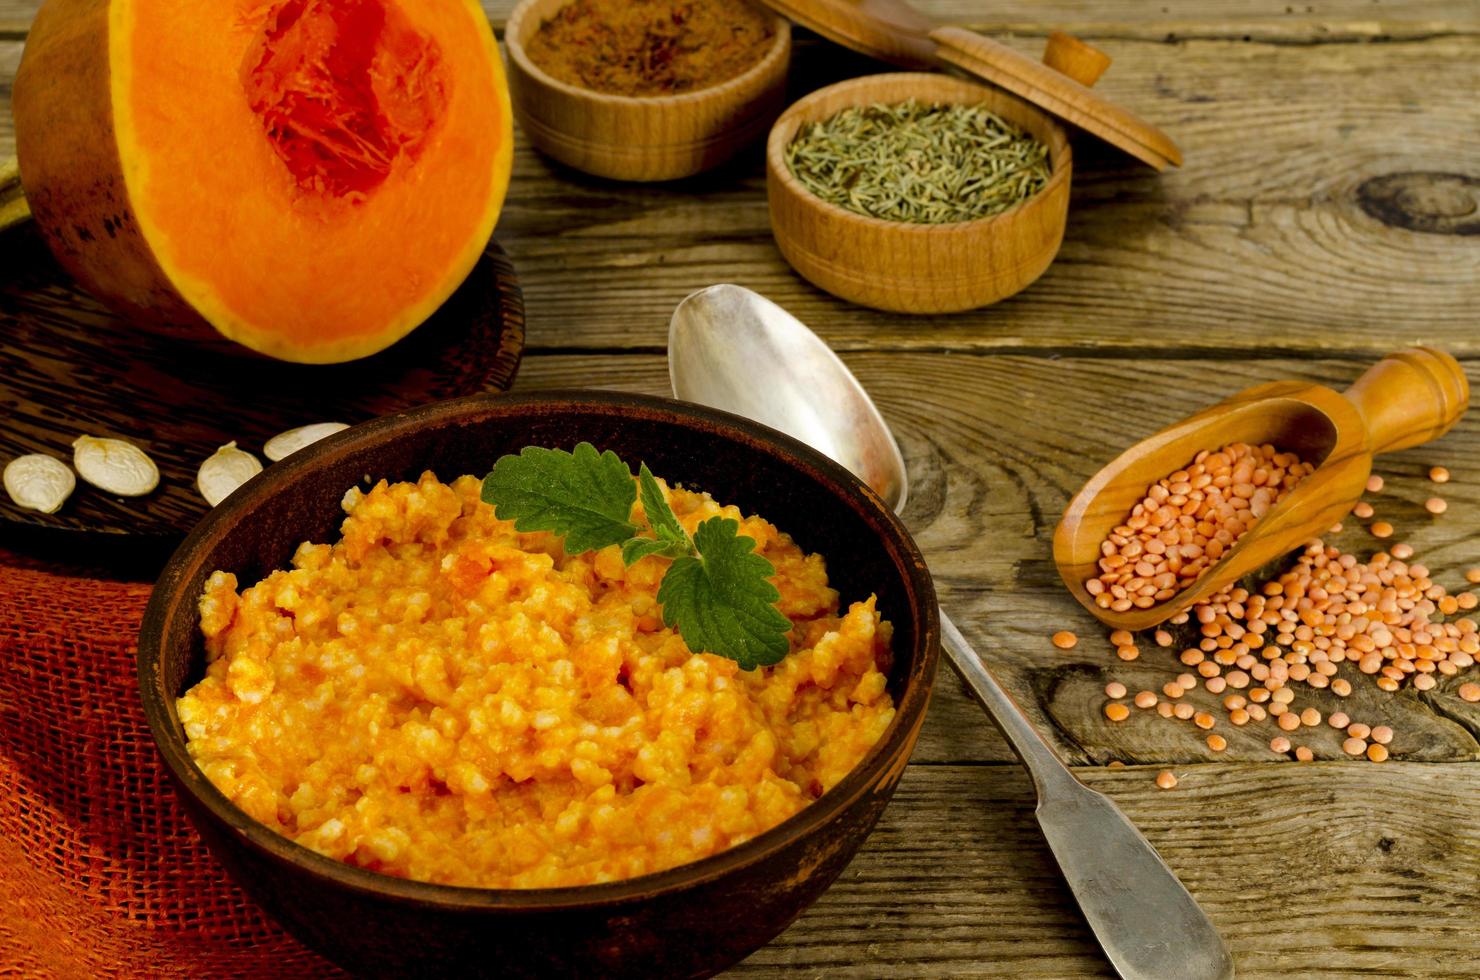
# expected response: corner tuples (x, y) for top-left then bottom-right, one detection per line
(22, 0), (512, 363)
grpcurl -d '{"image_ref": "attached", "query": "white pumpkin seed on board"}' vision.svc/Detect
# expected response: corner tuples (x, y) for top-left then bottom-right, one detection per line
(197, 442), (263, 507)
(3, 454), (76, 513)
(71, 436), (159, 496)
(264, 422), (349, 462)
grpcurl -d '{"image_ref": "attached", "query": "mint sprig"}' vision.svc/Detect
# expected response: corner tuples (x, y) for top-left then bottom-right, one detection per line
(480, 444), (793, 669)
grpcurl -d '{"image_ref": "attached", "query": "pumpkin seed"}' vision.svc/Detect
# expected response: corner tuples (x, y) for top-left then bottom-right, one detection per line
(3, 453), (76, 513)
(198, 442), (263, 507)
(71, 436), (159, 496)
(264, 422), (349, 462)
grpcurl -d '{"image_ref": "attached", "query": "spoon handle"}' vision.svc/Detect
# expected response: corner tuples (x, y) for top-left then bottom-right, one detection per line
(939, 612), (1234, 980)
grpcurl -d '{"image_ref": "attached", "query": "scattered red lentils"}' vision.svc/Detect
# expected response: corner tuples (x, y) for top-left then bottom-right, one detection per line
(1105, 681), (1128, 699)
(1371, 725), (1393, 745)
(1426, 497), (1448, 515)
(1116, 645), (1140, 661)
(1134, 690), (1158, 709)
(1353, 501), (1375, 519)
(1459, 682), (1480, 703)
(1155, 770), (1178, 789)
(1156, 702), (1175, 719)
(1370, 520), (1394, 538)
(1300, 707), (1322, 727)
(1343, 736), (1367, 755)
(1467, 568), (1480, 585)
(1269, 735), (1291, 753)
(1104, 703), (1130, 722)
(1206, 734), (1227, 751)
(1173, 702), (1196, 720)
(1366, 475), (1384, 493)
(1154, 630), (1174, 647)
(1277, 711), (1300, 732)
(1366, 743), (1389, 762)
(1295, 746), (1314, 762)
(1429, 466), (1450, 484)
(1193, 711), (1216, 730)
(1390, 542), (1414, 560)
(1052, 630), (1079, 650)
(1328, 711), (1350, 729)
(1088, 442), (1316, 611)
(1107, 760), (1126, 769)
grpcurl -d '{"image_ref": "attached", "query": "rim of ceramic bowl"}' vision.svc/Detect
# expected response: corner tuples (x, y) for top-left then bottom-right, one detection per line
(138, 389), (939, 911)
(504, 0), (792, 110)
(767, 71), (1073, 234)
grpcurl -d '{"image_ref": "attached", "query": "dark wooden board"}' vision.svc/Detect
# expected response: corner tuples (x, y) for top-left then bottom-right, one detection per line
(0, 225), (524, 564)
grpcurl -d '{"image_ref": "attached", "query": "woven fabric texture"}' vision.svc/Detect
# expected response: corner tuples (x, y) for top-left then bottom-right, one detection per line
(0, 564), (343, 978)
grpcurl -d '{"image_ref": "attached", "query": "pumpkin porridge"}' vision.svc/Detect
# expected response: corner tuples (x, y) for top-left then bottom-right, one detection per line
(178, 471), (895, 888)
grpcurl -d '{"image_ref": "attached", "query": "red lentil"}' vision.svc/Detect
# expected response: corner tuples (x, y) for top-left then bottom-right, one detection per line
(1353, 502), (1375, 519)
(1269, 736), (1291, 753)
(1155, 770), (1178, 789)
(1370, 520), (1394, 539)
(1206, 734), (1227, 751)
(1295, 746), (1315, 762)
(1104, 703), (1130, 722)
(1134, 690), (1158, 709)
(1343, 736), (1367, 755)
(1088, 443), (1315, 608)
(1459, 682), (1480, 702)
(1052, 630), (1079, 650)
(1366, 743), (1389, 762)
(1366, 475), (1384, 493)
(1425, 497), (1448, 515)
(1429, 466), (1450, 484)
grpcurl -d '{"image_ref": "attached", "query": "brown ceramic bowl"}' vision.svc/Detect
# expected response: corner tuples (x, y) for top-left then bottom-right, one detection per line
(138, 391), (938, 978)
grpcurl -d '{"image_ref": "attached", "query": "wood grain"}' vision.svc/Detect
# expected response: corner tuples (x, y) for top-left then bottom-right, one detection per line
(734, 761), (1480, 977)
(511, 352), (1480, 768)
(3, 37), (1476, 356)
(0, 230), (524, 559)
(6, 1), (1474, 41)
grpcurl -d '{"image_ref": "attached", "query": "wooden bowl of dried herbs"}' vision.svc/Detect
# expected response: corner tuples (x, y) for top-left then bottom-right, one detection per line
(506, 0), (791, 182)
(766, 72), (1072, 313)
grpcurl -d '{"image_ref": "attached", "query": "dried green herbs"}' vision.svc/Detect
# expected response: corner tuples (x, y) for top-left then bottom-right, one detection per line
(785, 100), (1052, 224)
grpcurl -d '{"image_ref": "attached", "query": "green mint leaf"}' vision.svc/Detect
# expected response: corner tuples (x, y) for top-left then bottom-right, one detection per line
(480, 443), (637, 554)
(638, 463), (690, 550)
(657, 516), (792, 670)
(621, 536), (691, 566)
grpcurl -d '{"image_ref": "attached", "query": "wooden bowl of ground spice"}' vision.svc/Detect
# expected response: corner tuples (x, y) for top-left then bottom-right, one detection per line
(766, 73), (1072, 314)
(506, 0), (791, 181)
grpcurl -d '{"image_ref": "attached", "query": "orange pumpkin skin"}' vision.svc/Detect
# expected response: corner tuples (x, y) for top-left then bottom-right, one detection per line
(14, 0), (514, 364)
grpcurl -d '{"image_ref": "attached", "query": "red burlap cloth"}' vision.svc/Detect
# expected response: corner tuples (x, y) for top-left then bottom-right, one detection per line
(0, 560), (344, 978)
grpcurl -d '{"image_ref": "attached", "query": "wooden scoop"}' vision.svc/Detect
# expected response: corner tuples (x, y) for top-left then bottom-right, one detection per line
(1055, 348), (1470, 632)
(754, 0), (1182, 169)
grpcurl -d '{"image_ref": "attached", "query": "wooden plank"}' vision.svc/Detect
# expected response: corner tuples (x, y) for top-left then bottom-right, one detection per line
(5, 1), (1473, 41)
(733, 760), (1480, 977)
(492, 36), (1480, 357)
(3, 38), (1477, 356)
(512, 352), (1480, 767)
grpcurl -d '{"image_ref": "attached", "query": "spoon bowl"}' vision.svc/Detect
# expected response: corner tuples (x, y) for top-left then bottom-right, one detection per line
(1055, 349), (1469, 632)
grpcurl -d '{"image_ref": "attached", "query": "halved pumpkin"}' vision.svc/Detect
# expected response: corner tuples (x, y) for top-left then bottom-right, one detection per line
(13, 0), (513, 363)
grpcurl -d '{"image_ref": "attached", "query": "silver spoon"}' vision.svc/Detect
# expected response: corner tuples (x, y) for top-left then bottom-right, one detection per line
(669, 284), (1234, 980)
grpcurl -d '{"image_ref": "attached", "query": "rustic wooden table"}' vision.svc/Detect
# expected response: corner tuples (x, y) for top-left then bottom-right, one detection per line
(3, 1), (1478, 975)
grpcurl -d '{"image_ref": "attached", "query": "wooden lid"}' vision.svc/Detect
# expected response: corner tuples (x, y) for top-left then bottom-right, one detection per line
(931, 26), (1182, 171)
(755, 0), (1182, 170)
